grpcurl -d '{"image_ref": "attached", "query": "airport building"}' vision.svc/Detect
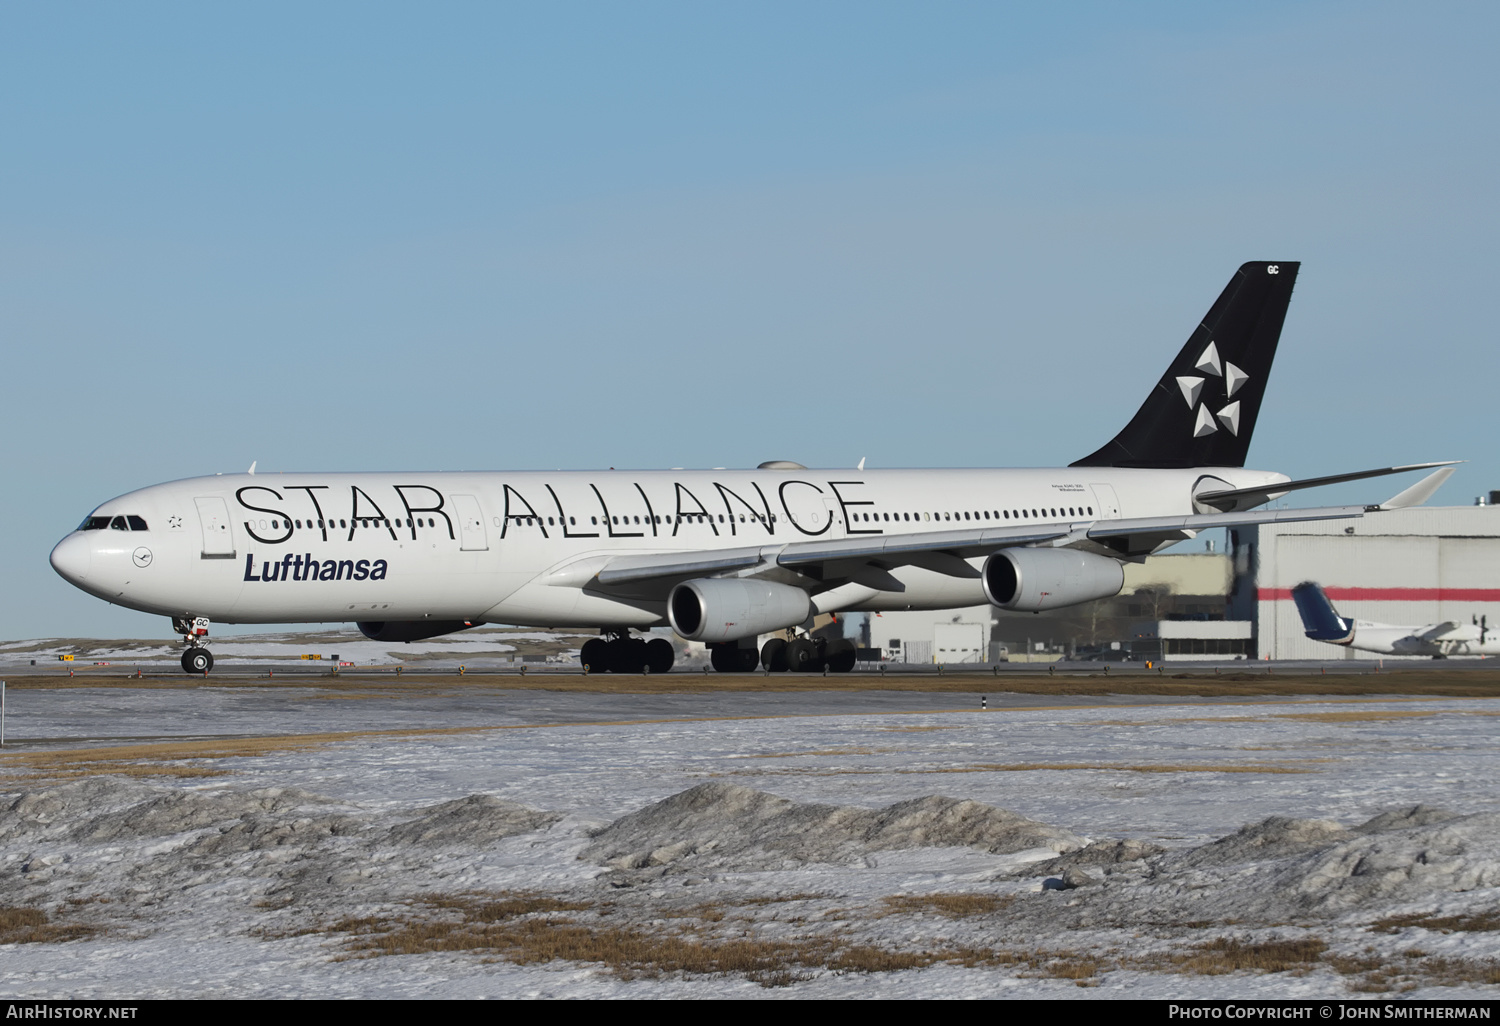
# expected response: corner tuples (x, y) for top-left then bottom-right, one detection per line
(868, 552), (1234, 663)
(1230, 501), (1500, 660)
(857, 501), (1500, 663)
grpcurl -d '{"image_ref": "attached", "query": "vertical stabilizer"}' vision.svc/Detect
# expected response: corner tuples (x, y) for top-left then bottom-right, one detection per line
(1072, 261), (1299, 468)
(1292, 581), (1355, 644)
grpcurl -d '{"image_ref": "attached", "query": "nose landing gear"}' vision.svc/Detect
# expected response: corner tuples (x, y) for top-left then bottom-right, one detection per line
(173, 616), (215, 675)
(181, 647), (214, 674)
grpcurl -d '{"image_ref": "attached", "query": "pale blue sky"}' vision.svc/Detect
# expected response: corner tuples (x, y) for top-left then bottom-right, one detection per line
(4, 2), (1496, 638)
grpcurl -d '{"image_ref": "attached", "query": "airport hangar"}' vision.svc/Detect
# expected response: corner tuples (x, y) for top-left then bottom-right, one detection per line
(853, 499), (1500, 663)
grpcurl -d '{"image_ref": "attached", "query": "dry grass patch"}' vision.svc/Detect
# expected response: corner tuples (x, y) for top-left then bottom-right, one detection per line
(933, 762), (1315, 775)
(1370, 910), (1500, 934)
(303, 890), (962, 986)
(8, 670), (1500, 697)
(1319, 947), (1500, 993)
(1272, 711), (1435, 724)
(0, 906), (100, 945)
(285, 890), (1500, 993)
(1161, 936), (1328, 975)
(881, 893), (1015, 919)
(1140, 935), (1500, 993)
(0, 725), (506, 784)
(1, 761), (232, 783)
(736, 893), (828, 906)
(721, 760), (1317, 779)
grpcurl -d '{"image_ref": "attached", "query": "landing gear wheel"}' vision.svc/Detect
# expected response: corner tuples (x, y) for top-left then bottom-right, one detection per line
(616, 637), (648, 674)
(710, 644), (758, 673)
(181, 648), (213, 675)
(760, 638), (788, 672)
(785, 638), (817, 673)
(645, 637), (675, 674)
(826, 638), (857, 674)
(581, 638), (610, 673)
(710, 644), (737, 673)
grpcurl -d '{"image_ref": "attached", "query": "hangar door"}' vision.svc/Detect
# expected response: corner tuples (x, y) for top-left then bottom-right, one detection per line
(451, 494), (489, 551)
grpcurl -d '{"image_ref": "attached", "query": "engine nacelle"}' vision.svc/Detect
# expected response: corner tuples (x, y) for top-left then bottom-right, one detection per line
(668, 578), (812, 643)
(982, 548), (1124, 612)
(357, 620), (479, 643)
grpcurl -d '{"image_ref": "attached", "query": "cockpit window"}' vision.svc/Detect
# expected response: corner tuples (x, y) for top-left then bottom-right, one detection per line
(78, 514), (149, 531)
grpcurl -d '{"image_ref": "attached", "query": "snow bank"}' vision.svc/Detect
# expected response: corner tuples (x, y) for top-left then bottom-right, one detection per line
(580, 782), (1084, 875)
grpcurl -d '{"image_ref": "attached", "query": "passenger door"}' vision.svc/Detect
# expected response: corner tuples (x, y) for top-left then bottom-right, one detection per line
(451, 494), (489, 551)
(1089, 483), (1122, 520)
(194, 497), (236, 558)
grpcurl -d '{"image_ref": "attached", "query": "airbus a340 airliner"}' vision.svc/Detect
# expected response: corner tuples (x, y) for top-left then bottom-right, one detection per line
(51, 262), (1456, 675)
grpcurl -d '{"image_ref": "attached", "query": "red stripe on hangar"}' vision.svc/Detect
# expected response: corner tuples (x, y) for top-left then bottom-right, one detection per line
(1259, 588), (1500, 602)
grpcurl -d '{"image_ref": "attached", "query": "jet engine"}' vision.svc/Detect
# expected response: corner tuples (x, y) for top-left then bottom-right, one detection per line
(982, 548), (1124, 612)
(357, 620), (479, 643)
(668, 578), (812, 643)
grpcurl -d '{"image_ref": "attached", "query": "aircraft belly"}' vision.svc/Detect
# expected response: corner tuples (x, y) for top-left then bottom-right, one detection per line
(483, 582), (665, 629)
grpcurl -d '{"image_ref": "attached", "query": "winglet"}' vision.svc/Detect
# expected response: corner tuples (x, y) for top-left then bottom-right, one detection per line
(248, 460), (257, 476)
(1376, 466), (1456, 510)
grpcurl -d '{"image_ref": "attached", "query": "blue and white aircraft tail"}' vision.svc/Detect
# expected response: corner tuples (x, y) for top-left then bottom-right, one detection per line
(1293, 582), (1498, 658)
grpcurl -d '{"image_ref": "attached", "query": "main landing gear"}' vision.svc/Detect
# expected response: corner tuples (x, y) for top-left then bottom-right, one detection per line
(704, 634), (857, 673)
(173, 616), (215, 675)
(709, 643), (760, 673)
(581, 632), (675, 674)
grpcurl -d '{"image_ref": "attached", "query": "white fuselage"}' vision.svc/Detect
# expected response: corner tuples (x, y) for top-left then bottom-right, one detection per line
(1339, 621), (1500, 658)
(51, 465), (1287, 628)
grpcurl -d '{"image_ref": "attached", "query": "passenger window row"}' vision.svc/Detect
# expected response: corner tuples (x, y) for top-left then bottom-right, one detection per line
(849, 507), (1095, 524)
(498, 506), (1102, 531)
(503, 513), (782, 528)
(82, 505), (1098, 538)
(262, 518), (440, 531)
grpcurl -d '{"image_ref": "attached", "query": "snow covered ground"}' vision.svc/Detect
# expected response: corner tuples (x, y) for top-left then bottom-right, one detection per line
(0, 625), (600, 670)
(1, 683), (1499, 998)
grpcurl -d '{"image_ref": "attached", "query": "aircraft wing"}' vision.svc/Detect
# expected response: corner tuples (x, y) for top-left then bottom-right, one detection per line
(575, 503), (1364, 595)
(1417, 621), (1480, 642)
(573, 466), (1452, 596)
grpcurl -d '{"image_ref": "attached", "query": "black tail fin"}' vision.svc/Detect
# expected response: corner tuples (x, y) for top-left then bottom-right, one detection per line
(1071, 261), (1299, 468)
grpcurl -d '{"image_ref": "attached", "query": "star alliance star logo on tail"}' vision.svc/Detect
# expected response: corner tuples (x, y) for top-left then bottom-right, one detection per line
(1174, 340), (1247, 440)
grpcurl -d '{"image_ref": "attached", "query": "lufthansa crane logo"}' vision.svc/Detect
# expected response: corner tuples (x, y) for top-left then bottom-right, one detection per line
(132, 547), (153, 568)
(1175, 341), (1247, 439)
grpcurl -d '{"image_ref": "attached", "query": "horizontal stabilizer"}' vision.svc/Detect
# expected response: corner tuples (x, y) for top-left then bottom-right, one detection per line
(1195, 461), (1461, 511)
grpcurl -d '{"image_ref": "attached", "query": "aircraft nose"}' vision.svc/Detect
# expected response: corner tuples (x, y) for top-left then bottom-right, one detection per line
(50, 532), (92, 583)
